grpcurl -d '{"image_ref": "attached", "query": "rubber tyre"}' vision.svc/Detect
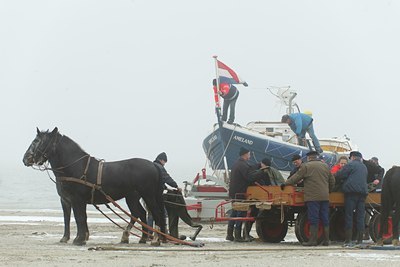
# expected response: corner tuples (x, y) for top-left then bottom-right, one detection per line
(294, 210), (323, 244)
(256, 210), (288, 243)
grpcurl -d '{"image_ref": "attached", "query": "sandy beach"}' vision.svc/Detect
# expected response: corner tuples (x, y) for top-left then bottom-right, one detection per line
(1, 209), (400, 267)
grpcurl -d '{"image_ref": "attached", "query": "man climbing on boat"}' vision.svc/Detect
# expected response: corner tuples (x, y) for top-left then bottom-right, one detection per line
(212, 79), (239, 124)
(281, 113), (323, 153)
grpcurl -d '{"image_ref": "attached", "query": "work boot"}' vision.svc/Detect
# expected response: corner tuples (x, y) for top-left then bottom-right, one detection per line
(363, 227), (370, 240)
(226, 226), (234, 241)
(343, 229), (353, 247)
(356, 231), (363, 245)
(242, 222), (255, 242)
(303, 225), (318, 246)
(322, 226), (330, 246)
(234, 228), (248, 242)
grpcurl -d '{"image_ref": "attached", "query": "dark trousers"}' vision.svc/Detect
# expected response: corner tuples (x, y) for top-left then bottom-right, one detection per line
(221, 95), (238, 123)
(344, 193), (366, 231)
(228, 210), (247, 230)
(306, 201), (329, 227)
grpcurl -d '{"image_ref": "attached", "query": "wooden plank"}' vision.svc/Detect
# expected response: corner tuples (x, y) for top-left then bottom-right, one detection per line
(246, 185), (381, 207)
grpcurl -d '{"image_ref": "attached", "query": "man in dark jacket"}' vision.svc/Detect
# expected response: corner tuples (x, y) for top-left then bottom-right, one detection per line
(335, 151), (368, 246)
(153, 152), (182, 240)
(227, 147), (258, 242)
(282, 150), (335, 246)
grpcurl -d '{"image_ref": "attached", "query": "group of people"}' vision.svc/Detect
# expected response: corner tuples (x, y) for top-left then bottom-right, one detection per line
(227, 146), (385, 247)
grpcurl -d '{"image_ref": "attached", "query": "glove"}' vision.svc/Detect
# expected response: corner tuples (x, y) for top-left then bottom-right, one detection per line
(243, 82), (249, 87)
(280, 184), (286, 191)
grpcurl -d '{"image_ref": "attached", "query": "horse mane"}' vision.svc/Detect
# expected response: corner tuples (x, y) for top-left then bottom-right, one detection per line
(60, 134), (89, 156)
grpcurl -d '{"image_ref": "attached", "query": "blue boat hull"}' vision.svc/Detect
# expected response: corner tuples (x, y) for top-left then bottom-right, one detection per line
(203, 124), (338, 172)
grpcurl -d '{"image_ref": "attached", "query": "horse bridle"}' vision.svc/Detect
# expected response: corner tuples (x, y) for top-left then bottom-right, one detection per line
(33, 130), (61, 164)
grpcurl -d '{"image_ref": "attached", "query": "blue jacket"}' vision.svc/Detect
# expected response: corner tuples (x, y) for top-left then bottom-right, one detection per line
(335, 159), (368, 195)
(288, 113), (313, 136)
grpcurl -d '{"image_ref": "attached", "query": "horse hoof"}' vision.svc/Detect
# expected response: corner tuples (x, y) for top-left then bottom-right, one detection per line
(376, 239), (384, 246)
(393, 239), (399, 246)
(59, 237), (69, 243)
(73, 239), (86, 246)
(138, 238), (147, 244)
(150, 240), (161, 247)
(120, 239), (129, 244)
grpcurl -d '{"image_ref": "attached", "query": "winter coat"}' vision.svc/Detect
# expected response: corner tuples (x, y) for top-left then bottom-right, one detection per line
(363, 160), (385, 183)
(251, 167), (285, 186)
(285, 159), (335, 202)
(335, 159), (368, 195)
(229, 158), (257, 199)
(153, 161), (178, 189)
(288, 113), (313, 136)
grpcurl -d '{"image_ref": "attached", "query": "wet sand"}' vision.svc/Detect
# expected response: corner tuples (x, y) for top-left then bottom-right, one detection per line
(0, 209), (399, 267)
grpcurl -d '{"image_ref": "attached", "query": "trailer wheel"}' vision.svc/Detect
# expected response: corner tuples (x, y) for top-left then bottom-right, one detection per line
(256, 210), (288, 243)
(294, 210), (323, 244)
(369, 213), (393, 244)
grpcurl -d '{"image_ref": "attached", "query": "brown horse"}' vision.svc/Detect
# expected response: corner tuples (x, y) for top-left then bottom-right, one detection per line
(377, 166), (400, 246)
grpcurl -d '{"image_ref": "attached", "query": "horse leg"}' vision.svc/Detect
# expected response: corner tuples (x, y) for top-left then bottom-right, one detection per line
(122, 193), (148, 244)
(392, 201), (400, 246)
(71, 201), (89, 246)
(59, 197), (71, 243)
(142, 196), (165, 246)
(178, 206), (203, 241)
(377, 204), (390, 245)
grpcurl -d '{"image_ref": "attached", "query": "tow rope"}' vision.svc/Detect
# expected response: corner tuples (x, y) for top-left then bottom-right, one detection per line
(59, 176), (204, 247)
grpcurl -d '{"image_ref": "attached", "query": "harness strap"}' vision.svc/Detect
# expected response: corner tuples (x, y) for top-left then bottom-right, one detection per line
(81, 156), (91, 180)
(91, 160), (104, 203)
(97, 160), (104, 187)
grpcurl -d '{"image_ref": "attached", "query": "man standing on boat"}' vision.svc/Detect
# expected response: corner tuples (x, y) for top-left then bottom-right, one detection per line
(212, 79), (239, 124)
(281, 113), (323, 154)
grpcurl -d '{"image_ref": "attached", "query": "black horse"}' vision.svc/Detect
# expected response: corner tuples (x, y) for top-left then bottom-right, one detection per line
(377, 166), (400, 246)
(23, 127), (166, 246)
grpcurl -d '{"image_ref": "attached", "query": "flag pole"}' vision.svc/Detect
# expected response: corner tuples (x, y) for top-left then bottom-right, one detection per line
(213, 55), (222, 126)
(212, 55), (230, 179)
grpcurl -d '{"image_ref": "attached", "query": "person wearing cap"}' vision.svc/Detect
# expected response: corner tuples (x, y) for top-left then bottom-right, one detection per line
(288, 154), (304, 186)
(281, 113), (323, 154)
(212, 79), (239, 124)
(256, 158), (285, 186)
(153, 152), (183, 240)
(281, 150), (335, 246)
(335, 151), (368, 247)
(226, 147), (258, 242)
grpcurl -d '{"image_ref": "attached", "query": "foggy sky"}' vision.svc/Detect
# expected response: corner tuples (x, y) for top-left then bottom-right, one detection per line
(1, 0), (399, 186)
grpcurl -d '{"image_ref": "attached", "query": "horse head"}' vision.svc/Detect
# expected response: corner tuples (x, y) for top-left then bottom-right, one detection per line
(23, 127), (59, 166)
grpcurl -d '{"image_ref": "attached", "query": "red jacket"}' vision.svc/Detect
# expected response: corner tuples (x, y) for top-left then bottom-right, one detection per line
(330, 164), (342, 174)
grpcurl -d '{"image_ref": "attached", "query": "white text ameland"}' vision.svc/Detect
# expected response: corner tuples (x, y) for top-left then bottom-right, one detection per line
(233, 135), (254, 145)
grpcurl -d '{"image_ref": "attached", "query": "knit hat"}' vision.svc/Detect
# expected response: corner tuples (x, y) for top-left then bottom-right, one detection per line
(156, 152), (168, 162)
(291, 154), (302, 161)
(261, 158), (271, 167)
(281, 114), (290, 123)
(349, 151), (362, 159)
(239, 147), (250, 156)
(306, 150), (319, 157)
